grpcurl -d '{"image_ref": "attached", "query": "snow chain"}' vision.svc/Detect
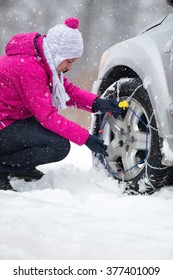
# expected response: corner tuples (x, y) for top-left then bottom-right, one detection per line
(95, 81), (167, 193)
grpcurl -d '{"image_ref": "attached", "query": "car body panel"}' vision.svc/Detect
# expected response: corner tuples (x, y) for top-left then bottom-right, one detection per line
(92, 14), (173, 152)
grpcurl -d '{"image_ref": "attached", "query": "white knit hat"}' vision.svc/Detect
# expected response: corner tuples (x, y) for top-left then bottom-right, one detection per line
(45, 17), (83, 68)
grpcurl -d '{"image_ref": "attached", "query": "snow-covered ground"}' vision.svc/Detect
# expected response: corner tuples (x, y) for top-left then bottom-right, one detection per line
(1, 143), (173, 260)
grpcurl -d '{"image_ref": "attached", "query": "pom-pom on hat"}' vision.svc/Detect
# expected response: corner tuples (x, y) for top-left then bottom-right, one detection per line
(45, 17), (83, 68)
(64, 18), (79, 29)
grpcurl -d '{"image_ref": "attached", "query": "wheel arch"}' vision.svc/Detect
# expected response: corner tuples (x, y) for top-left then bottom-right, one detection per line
(96, 65), (171, 142)
(97, 65), (139, 96)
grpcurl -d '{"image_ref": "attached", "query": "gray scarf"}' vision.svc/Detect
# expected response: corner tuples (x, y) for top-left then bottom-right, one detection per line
(42, 38), (70, 110)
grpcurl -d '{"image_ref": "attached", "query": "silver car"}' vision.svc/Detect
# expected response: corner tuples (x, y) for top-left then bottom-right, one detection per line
(91, 6), (173, 194)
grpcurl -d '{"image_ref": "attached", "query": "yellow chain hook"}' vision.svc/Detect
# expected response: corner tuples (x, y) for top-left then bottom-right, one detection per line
(118, 100), (129, 110)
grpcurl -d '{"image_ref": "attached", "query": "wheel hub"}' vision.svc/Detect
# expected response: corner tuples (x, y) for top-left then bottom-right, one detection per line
(101, 98), (151, 181)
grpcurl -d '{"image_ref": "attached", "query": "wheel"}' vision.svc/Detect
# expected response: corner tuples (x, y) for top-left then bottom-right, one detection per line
(93, 78), (173, 194)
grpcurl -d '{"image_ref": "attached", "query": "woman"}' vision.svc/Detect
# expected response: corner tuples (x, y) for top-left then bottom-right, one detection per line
(0, 17), (119, 191)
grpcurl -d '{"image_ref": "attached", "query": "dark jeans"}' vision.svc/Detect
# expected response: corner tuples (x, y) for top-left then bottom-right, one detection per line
(0, 117), (70, 179)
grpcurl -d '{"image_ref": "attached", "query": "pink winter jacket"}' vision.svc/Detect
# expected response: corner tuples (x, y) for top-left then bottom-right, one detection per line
(0, 32), (97, 145)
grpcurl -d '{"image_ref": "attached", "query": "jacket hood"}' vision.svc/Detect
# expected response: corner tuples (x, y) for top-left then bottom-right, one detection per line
(5, 32), (39, 56)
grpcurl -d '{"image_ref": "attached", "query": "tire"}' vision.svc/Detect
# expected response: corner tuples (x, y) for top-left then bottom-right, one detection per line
(93, 78), (173, 194)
